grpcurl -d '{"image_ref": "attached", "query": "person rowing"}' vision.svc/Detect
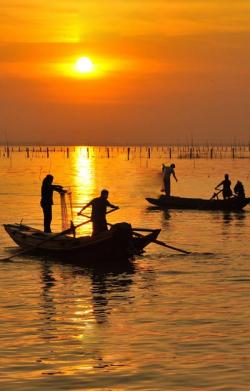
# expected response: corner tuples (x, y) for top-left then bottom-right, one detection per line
(77, 189), (119, 236)
(215, 174), (233, 200)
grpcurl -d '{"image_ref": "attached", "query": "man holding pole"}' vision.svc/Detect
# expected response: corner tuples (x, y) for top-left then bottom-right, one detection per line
(78, 189), (119, 236)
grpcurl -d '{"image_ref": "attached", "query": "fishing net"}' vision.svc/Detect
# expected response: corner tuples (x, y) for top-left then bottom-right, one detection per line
(60, 192), (69, 231)
(67, 191), (74, 222)
(60, 189), (74, 231)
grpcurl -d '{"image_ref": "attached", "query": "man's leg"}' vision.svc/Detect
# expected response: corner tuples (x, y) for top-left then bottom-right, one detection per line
(43, 205), (52, 233)
(164, 178), (171, 196)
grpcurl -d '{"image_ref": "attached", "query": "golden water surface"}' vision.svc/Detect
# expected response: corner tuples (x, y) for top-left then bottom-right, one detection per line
(0, 147), (249, 390)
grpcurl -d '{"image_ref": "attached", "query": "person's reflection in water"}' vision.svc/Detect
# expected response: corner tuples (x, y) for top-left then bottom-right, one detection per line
(39, 261), (57, 340)
(222, 210), (246, 225)
(87, 263), (135, 325)
(222, 211), (234, 225)
(233, 211), (246, 227)
(163, 210), (171, 221)
(160, 209), (171, 232)
(90, 272), (109, 324)
(41, 261), (56, 303)
(221, 211), (246, 240)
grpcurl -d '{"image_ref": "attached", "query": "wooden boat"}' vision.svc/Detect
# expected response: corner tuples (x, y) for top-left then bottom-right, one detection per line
(3, 222), (160, 263)
(146, 195), (250, 211)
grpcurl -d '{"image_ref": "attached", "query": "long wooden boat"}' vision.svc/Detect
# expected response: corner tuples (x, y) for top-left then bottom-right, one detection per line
(146, 195), (250, 211)
(3, 222), (160, 263)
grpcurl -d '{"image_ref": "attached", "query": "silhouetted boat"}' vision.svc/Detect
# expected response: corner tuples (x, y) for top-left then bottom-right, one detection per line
(146, 195), (250, 211)
(4, 223), (160, 263)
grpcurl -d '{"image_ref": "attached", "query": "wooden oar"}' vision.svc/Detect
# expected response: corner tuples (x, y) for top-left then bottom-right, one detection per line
(210, 189), (222, 200)
(153, 238), (190, 254)
(132, 229), (191, 255)
(131, 227), (157, 232)
(1, 218), (92, 262)
(131, 230), (190, 254)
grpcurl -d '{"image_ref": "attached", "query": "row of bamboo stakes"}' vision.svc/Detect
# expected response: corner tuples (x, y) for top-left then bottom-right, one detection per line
(1, 145), (250, 160)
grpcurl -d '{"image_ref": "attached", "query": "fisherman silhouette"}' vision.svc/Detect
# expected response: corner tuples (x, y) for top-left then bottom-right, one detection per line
(215, 174), (232, 200)
(234, 180), (245, 199)
(40, 174), (65, 233)
(78, 189), (119, 236)
(161, 163), (178, 196)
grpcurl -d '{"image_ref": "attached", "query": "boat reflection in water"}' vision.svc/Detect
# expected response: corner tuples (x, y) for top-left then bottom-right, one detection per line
(39, 258), (136, 359)
(36, 258), (136, 375)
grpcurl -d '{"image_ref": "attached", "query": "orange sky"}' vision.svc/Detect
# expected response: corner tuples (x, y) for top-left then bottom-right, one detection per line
(0, 1), (250, 145)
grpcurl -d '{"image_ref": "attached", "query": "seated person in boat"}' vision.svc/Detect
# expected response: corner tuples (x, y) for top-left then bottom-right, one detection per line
(161, 163), (178, 196)
(215, 174), (232, 199)
(40, 174), (66, 233)
(77, 189), (119, 236)
(234, 180), (245, 199)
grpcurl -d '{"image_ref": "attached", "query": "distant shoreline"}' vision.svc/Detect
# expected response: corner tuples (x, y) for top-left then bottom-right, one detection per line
(1, 143), (250, 147)
(1, 144), (250, 160)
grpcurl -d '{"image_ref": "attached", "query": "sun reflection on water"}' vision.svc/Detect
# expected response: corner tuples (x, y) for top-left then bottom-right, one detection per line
(75, 148), (93, 188)
(70, 147), (96, 236)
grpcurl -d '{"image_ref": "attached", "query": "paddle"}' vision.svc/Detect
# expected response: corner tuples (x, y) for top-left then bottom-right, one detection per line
(210, 189), (222, 200)
(153, 238), (190, 254)
(1, 218), (92, 262)
(131, 230), (190, 254)
(79, 213), (191, 255)
(131, 227), (159, 232)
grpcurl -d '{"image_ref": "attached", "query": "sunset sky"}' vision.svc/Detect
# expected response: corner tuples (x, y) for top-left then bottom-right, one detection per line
(0, 1), (250, 145)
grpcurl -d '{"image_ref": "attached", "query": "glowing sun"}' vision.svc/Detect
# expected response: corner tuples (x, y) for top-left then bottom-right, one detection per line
(75, 57), (94, 74)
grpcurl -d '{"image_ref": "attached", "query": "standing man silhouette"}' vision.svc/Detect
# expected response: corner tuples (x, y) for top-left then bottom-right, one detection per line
(162, 163), (178, 196)
(215, 174), (232, 200)
(40, 174), (65, 233)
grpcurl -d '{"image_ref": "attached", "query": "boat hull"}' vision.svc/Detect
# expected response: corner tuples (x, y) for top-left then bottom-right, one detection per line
(146, 195), (250, 211)
(3, 223), (160, 264)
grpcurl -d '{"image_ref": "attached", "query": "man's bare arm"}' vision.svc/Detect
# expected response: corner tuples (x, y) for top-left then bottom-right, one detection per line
(215, 181), (223, 190)
(107, 201), (119, 210)
(77, 201), (92, 215)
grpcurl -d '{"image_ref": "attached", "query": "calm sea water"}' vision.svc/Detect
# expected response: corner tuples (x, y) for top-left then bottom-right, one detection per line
(0, 147), (249, 391)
